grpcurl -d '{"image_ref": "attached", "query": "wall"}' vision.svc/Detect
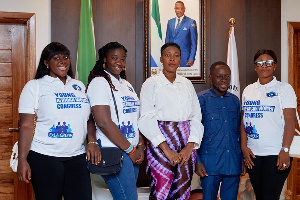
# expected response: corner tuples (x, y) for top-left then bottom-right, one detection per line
(0, 0), (295, 89)
(51, 0), (281, 95)
(0, 0), (51, 66)
(281, 0), (300, 82)
(51, 0), (139, 90)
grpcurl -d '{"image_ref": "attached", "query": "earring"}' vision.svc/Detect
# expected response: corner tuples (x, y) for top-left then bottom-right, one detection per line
(103, 63), (106, 69)
(46, 65), (49, 69)
(123, 66), (126, 71)
(274, 68), (276, 71)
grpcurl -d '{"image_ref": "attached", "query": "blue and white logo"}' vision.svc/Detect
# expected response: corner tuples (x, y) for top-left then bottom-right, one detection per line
(120, 121), (135, 139)
(244, 122), (259, 139)
(48, 121), (73, 138)
(72, 84), (82, 91)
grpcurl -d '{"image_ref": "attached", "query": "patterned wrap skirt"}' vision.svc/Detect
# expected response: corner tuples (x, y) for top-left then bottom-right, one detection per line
(146, 121), (196, 200)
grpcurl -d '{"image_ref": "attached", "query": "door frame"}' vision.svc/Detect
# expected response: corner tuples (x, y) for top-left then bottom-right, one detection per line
(0, 11), (36, 200)
(287, 21), (300, 200)
(0, 11), (36, 81)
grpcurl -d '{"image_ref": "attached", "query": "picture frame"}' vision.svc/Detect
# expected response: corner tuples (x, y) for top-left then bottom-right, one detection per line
(144, 0), (206, 83)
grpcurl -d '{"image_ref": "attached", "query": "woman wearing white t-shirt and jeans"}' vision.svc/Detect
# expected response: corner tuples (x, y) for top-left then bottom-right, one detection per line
(18, 42), (100, 200)
(241, 49), (296, 199)
(87, 42), (144, 200)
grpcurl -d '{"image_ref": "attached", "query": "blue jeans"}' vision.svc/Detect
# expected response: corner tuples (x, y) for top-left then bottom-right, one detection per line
(102, 151), (140, 200)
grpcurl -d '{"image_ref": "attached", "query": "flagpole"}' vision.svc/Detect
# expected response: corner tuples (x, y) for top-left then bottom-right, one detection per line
(229, 18), (235, 35)
(227, 17), (240, 99)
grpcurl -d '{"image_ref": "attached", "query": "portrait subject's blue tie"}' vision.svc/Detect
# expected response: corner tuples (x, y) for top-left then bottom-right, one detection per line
(175, 18), (180, 33)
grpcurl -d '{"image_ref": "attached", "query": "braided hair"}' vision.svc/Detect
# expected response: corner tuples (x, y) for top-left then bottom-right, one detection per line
(87, 42), (127, 91)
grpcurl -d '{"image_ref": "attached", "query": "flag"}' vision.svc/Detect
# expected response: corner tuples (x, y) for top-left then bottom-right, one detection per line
(150, 0), (163, 68)
(227, 26), (240, 99)
(76, 0), (96, 86)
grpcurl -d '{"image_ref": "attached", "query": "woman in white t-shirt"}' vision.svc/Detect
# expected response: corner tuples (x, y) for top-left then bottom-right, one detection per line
(241, 49), (296, 199)
(87, 42), (144, 200)
(18, 42), (100, 200)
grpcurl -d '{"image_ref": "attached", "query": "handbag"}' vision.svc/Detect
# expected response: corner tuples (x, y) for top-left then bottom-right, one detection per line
(10, 80), (39, 172)
(87, 147), (123, 175)
(87, 86), (123, 175)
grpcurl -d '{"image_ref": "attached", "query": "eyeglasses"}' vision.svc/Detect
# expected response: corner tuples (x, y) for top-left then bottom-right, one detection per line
(254, 60), (276, 68)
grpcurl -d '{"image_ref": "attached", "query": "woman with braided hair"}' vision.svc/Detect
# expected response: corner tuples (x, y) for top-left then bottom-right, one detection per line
(87, 42), (144, 200)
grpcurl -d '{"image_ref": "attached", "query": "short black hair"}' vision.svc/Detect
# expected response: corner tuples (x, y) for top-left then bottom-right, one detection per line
(175, 1), (185, 6)
(210, 61), (230, 75)
(35, 42), (73, 79)
(161, 42), (181, 56)
(253, 49), (277, 63)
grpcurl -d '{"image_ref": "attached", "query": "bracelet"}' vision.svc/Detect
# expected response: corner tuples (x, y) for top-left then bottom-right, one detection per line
(127, 146), (136, 155)
(124, 144), (134, 153)
(88, 141), (98, 145)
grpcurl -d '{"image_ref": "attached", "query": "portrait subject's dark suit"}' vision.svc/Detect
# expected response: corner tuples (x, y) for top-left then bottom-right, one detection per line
(165, 16), (198, 67)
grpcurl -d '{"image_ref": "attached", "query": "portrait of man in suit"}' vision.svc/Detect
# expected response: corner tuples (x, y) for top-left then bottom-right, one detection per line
(165, 1), (198, 67)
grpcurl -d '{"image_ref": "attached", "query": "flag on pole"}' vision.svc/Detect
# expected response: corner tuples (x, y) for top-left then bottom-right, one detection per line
(227, 26), (240, 99)
(76, 0), (96, 86)
(150, 0), (163, 68)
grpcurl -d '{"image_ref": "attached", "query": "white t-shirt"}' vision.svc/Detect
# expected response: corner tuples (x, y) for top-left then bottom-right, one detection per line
(242, 77), (296, 155)
(18, 75), (90, 157)
(87, 72), (140, 147)
(138, 72), (204, 148)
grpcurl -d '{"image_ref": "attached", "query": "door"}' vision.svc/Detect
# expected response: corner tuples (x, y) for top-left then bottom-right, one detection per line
(288, 22), (300, 200)
(0, 12), (36, 200)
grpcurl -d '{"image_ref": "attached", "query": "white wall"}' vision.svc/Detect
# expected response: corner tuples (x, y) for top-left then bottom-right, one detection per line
(281, 0), (300, 82)
(0, 0), (51, 66)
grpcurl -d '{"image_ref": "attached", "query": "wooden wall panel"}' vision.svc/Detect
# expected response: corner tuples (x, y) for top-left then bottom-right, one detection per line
(0, 25), (11, 49)
(93, 0), (136, 86)
(51, 0), (137, 87)
(51, 0), (80, 80)
(0, 63), (12, 76)
(0, 50), (11, 62)
(245, 0), (281, 85)
(200, 0), (247, 93)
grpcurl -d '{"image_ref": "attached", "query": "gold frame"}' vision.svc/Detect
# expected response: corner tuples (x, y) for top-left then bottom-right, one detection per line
(144, 0), (206, 83)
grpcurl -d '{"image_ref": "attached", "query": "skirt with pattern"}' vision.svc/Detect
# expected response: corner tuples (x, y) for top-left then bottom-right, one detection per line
(146, 121), (196, 200)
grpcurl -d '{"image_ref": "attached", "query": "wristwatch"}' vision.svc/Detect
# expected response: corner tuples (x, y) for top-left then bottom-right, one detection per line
(281, 147), (289, 153)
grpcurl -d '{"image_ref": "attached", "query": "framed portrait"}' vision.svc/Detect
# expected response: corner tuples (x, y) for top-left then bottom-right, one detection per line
(144, 0), (206, 83)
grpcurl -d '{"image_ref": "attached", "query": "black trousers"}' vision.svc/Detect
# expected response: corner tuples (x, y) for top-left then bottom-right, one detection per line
(27, 151), (92, 200)
(247, 155), (292, 200)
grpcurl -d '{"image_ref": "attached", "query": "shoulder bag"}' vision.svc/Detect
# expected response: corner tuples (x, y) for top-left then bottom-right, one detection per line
(87, 86), (123, 175)
(10, 80), (39, 172)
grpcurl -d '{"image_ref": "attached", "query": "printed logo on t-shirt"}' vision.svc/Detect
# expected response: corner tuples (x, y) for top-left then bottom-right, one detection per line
(72, 84), (82, 91)
(48, 121), (73, 138)
(121, 96), (139, 114)
(55, 93), (89, 109)
(127, 85), (134, 92)
(266, 91), (278, 98)
(120, 121), (136, 139)
(243, 100), (275, 118)
(244, 122), (259, 139)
